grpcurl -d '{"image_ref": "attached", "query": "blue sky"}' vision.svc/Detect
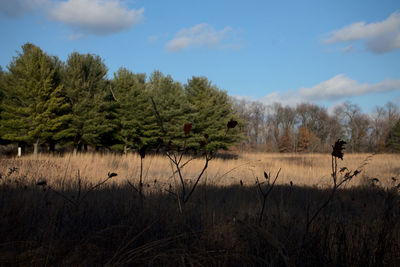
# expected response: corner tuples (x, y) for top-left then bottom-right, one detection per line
(0, 0), (399, 112)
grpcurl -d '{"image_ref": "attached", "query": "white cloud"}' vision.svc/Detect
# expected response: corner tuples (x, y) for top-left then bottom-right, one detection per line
(0, 0), (144, 36)
(259, 91), (305, 107)
(233, 91), (306, 108)
(166, 23), (239, 52)
(299, 74), (400, 101)
(323, 11), (400, 53)
(0, 0), (49, 17)
(235, 75), (400, 108)
(49, 0), (144, 35)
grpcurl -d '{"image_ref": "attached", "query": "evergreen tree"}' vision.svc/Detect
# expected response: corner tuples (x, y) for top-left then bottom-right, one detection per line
(387, 119), (400, 152)
(148, 71), (190, 148)
(0, 66), (4, 104)
(95, 83), (120, 151)
(0, 66), (6, 145)
(0, 43), (71, 155)
(63, 52), (115, 152)
(111, 67), (152, 153)
(185, 76), (240, 151)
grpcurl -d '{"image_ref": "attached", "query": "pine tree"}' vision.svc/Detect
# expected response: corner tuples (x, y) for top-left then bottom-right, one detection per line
(63, 52), (115, 152)
(185, 76), (240, 151)
(387, 119), (400, 152)
(0, 66), (6, 145)
(0, 66), (4, 105)
(148, 71), (190, 148)
(111, 67), (153, 153)
(0, 43), (71, 155)
(93, 84), (120, 151)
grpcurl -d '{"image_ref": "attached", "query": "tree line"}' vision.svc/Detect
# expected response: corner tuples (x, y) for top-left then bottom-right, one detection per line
(0, 43), (240, 155)
(234, 99), (400, 153)
(0, 43), (399, 155)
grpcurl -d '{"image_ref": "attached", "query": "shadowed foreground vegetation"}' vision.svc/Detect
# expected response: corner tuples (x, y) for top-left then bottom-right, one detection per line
(0, 165), (399, 266)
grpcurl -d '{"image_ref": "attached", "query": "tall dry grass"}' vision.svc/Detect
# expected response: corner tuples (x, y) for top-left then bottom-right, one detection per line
(0, 151), (399, 266)
(1, 152), (399, 189)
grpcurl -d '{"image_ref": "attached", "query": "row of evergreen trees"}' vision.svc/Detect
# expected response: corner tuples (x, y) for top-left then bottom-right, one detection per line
(0, 43), (241, 155)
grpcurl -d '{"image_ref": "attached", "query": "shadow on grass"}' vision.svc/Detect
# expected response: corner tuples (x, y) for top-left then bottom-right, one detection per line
(0, 176), (399, 267)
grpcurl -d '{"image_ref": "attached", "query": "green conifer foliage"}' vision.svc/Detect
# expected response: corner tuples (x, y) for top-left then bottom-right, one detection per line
(0, 44), (243, 153)
(63, 52), (114, 152)
(0, 66), (4, 104)
(185, 76), (240, 151)
(148, 71), (190, 148)
(0, 43), (71, 154)
(0, 67), (7, 145)
(111, 67), (152, 153)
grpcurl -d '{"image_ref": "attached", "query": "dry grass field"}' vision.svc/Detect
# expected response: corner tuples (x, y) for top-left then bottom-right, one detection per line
(1, 152), (399, 189)
(1, 151), (399, 266)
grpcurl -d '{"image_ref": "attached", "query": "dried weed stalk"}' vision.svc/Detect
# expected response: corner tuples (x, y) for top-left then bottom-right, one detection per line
(256, 168), (281, 225)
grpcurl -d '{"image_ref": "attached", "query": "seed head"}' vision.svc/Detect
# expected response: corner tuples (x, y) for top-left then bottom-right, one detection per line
(108, 172), (118, 178)
(331, 139), (346, 160)
(139, 146), (146, 158)
(184, 123), (192, 135)
(36, 180), (47, 186)
(227, 119), (238, 129)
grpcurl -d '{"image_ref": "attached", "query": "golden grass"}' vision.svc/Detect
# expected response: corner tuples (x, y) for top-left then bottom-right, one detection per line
(1, 152), (399, 189)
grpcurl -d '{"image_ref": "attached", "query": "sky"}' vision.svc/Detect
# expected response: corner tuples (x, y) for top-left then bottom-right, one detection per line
(0, 0), (399, 113)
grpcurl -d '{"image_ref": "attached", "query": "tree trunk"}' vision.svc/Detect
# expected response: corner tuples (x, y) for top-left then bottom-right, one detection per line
(33, 139), (39, 157)
(124, 136), (128, 155)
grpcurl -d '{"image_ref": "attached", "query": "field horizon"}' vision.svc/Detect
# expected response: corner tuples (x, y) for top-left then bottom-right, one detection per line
(1, 151), (399, 190)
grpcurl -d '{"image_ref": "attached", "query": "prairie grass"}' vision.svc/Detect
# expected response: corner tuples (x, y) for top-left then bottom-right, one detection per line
(1, 152), (399, 189)
(0, 152), (399, 266)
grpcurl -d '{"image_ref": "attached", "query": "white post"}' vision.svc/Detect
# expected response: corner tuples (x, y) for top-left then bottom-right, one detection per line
(18, 147), (22, 157)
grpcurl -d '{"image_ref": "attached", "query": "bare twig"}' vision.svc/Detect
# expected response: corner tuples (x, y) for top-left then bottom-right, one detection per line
(257, 168), (281, 225)
(184, 153), (212, 203)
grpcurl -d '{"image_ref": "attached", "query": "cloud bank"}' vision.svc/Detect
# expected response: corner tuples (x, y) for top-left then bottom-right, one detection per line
(237, 75), (400, 107)
(0, 0), (144, 36)
(0, 0), (49, 17)
(166, 23), (240, 52)
(299, 74), (400, 101)
(49, 0), (144, 35)
(323, 11), (400, 53)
